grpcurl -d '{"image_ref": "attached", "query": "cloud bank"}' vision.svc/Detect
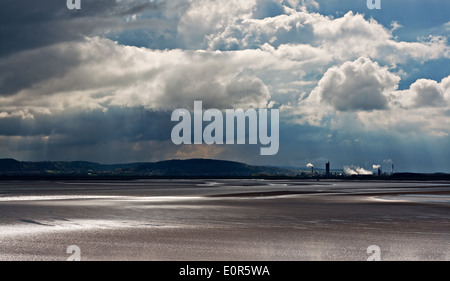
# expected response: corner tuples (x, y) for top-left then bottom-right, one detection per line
(0, 0), (449, 172)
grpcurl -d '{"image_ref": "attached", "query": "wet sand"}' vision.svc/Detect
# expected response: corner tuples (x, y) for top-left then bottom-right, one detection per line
(0, 179), (448, 261)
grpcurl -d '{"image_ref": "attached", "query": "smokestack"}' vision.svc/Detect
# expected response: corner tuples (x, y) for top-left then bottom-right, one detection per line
(307, 163), (314, 174)
(378, 167), (382, 177)
(326, 162), (330, 176)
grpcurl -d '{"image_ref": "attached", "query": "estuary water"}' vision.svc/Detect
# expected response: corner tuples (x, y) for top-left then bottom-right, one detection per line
(0, 179), (448, 260)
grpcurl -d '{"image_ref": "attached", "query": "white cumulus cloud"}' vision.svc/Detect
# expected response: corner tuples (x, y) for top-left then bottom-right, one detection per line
(311, 57), (400, 112)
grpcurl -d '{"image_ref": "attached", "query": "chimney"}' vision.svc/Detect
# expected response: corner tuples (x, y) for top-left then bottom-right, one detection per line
(326, 162), (330, 176)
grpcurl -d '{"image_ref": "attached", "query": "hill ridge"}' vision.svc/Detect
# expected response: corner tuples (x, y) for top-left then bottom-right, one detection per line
(0, 158), (291, 177)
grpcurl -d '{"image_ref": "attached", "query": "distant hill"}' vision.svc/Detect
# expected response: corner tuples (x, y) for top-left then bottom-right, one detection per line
(129, 159), (291, 177)
(1, 158), (448, 180)
(0, 158), (293, 177)
(0, 158), (133, 174)
(0, 158), (22, 171)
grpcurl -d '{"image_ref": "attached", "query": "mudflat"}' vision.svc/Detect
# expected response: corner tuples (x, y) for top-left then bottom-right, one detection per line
(0, 179), (448, 260)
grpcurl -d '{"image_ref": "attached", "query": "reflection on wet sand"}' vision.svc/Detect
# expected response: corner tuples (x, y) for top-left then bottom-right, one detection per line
(0, 179), (448, 261)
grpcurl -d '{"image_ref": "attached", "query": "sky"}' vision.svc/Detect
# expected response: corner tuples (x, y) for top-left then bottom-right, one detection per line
(0, 0), (449, 173)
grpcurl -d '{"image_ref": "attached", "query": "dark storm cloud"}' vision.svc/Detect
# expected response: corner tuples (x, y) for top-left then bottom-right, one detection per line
(0, 107), (172, 143)
(1, 111), (449, 172)
(0, 42), (83, 96)
(0, 0), (163, 57)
